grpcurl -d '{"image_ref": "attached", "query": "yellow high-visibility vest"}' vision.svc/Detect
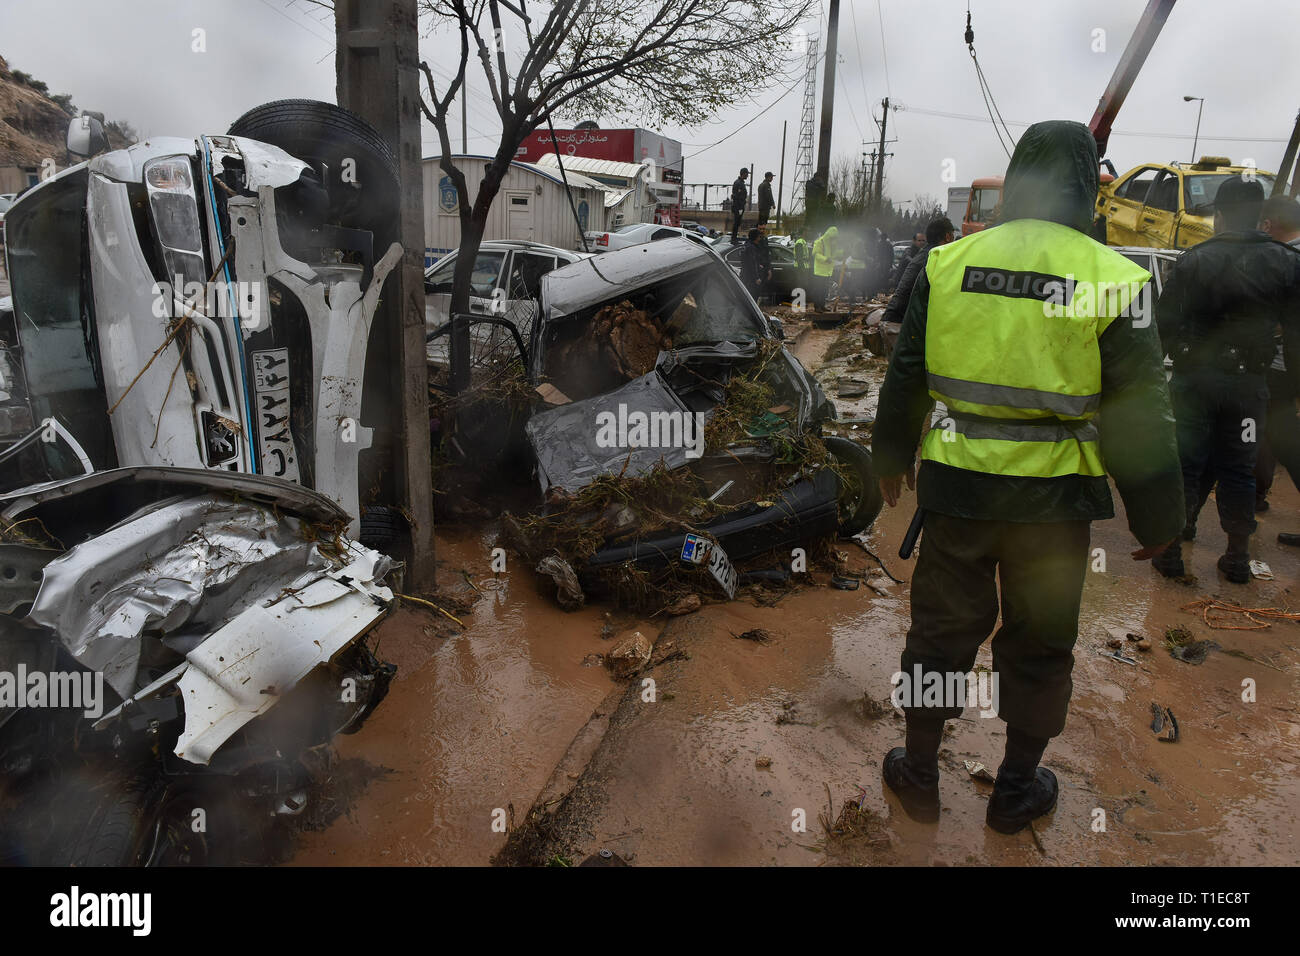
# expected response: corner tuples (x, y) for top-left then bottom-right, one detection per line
(920, 219), (1151, 479)
(813, 228), (839, 277)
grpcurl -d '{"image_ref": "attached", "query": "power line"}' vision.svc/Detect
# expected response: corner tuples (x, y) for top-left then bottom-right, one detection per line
(901, 105), (1291, 144)
(681, 47), (828, 161)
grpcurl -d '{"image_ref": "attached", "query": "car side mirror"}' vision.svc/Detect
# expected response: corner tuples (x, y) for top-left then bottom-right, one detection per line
(66, 113), (109, 159)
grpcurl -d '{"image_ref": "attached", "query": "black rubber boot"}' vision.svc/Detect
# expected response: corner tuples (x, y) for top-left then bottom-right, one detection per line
(1279, 532), (1300, 547)
(1152, 541), (1184, 578)
(1218, 534), (1251, 584)
(881, 717), (942, 823)
(986, 728), (1058, 834)
(1182, 522), (1197, 542)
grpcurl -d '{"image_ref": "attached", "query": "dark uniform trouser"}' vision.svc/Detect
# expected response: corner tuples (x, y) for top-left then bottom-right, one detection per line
(1255, 367), (1300, 498)
(1171, 369), (1268, 537)
(731, 208), (744, 241)
(901, 512), (1090, 739)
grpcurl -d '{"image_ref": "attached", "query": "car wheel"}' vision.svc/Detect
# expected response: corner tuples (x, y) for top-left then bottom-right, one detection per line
(51, 772), (156, 867)
(227, 99), (399, 249)
(359, 504), (407, 552)
(823, 436), (883, 537)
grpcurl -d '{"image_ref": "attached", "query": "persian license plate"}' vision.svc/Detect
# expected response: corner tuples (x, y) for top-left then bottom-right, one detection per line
(251, 348), (300, 482)
(680, 533), (738, 599)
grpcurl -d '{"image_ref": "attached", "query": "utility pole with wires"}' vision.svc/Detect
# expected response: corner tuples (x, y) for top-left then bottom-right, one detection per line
(871, 98), (898, 209)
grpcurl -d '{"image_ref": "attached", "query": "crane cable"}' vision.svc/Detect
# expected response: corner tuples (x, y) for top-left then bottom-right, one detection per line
(965, 7), (1016, 160)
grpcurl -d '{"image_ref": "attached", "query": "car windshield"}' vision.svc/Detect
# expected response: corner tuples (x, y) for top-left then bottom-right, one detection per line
(1184, 173), (1277, 213)
(0, 196), (13, 215)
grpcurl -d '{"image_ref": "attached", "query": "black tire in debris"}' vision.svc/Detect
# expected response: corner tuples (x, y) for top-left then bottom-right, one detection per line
(53, 773), (156, 867)
(823, 435), (884, 537)
(359, 504), (407, 552)
(227, 98), (399, 245)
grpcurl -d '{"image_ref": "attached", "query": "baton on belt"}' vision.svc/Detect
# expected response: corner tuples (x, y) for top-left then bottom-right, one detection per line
(899, 507), (926, 560)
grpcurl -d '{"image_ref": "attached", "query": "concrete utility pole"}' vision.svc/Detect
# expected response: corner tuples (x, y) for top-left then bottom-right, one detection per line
(335, 0), (436, 588)
(814, 0), (840, 184)
(1275, 109), (1300, 197)
(874, 97), (889, 208)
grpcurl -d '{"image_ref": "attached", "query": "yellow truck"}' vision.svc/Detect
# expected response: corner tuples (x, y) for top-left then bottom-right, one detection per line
(1093, 156), (1276, 249)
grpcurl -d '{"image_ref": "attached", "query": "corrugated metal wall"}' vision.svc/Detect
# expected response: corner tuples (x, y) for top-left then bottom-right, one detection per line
(423, 157), (607, 267)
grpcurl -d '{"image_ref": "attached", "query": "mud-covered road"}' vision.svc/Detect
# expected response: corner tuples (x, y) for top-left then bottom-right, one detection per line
(290, 318), (1300, 867)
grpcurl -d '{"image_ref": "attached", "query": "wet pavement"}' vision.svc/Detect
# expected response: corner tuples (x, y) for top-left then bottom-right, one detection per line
(290, 317), (1300, 866)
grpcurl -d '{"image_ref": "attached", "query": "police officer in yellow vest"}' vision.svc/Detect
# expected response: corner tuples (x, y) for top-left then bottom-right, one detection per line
(872, 121), (1184, 833)
(811, 225), (841, 311)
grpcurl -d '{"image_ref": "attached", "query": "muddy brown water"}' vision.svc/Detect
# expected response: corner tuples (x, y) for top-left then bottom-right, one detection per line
(290, 319), (1300, 866)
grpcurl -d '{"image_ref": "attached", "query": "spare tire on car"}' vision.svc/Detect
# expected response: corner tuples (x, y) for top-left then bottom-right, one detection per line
(226, 98), (399, 249)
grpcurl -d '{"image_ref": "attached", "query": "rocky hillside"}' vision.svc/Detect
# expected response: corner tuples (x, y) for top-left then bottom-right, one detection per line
(0, 52), (132, 166)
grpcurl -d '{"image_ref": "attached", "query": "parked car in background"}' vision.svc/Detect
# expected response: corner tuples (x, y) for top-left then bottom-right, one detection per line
(718, 240), (802, 302)
(424, 240), (590, 381)
(583, 221), (709, 252)
(0, 193), (15, 227)
(1095, 157), (1275, 249)
(424, 240), (587, 331)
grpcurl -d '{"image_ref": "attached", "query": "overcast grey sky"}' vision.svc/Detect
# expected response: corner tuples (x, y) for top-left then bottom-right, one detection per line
(3, 0), (1298, 206)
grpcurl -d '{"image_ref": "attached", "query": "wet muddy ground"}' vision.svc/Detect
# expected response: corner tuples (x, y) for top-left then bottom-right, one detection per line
(290, 316), (1300, 867)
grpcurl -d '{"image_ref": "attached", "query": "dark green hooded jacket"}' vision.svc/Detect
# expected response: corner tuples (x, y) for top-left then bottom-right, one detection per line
(871, 120), (1185, 546)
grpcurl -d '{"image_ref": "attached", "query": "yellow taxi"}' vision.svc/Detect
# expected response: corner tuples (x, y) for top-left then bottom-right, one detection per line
(1094, 157), (1276, 249)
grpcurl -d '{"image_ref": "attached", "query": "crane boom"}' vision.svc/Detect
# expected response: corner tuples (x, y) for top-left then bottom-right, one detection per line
(1088, 0), (1177, 158)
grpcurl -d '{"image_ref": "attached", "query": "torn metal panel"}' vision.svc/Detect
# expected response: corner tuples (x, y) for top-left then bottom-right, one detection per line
(525, 371), (706, 494)
(26, 494), (328, 698)
(172, 538), (393, 765)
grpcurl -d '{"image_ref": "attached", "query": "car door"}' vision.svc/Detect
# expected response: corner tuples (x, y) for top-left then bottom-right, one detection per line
(425, 249), (507, 328)
(767, 245), (796, 297)
(1103, 166), (1160, 246)
(1139, 170), (1180, 248)
(499, 249), (557, 338)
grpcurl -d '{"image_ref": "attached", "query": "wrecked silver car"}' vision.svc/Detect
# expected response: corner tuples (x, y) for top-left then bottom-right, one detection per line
(0, 466), (396, 866)
(439, 237), (882, 605)
(0, 101), (404, 546)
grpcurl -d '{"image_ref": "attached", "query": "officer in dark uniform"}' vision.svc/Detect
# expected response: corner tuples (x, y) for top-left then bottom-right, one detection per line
(873, 121), (1184, 834)
(1153, 177), (1300, 583)
(729, 168), (749, 242)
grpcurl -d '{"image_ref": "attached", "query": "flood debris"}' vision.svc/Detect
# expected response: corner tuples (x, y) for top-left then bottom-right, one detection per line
(1181, 597), (1300, 630)
(964, 760), (997, 784)
(818, 784), (893, 864)
(663, 593), (702, 616)
(1150, 703), (1180, 742)
(606, 630), (653, 679)
(733, 628), (773, 644)
(536, 553), (585, 610)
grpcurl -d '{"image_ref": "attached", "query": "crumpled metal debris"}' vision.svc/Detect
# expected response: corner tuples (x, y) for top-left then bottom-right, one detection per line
(28, 495), (325, 698)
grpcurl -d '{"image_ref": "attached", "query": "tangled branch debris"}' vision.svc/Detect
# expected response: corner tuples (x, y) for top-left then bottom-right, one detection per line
(1181, 598), (1300, 631)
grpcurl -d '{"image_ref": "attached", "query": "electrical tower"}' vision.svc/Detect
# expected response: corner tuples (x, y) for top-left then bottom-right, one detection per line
(793, 35), (818, 212)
